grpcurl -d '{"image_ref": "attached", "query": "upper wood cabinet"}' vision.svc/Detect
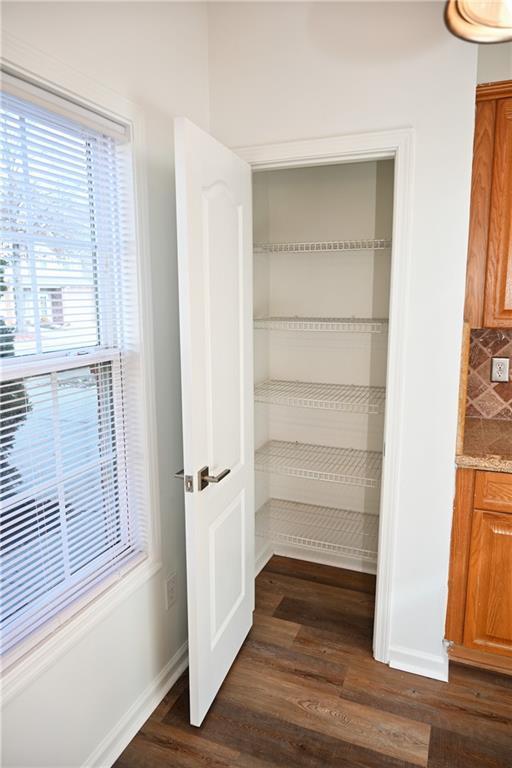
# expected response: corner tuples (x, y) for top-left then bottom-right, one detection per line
(464, 81), (512, 328)
(483, 97), (512, 327)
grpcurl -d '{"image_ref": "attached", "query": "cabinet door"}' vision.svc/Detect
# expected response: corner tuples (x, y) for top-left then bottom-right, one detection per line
(483, 98), (512, 327)
(463, 508), (512, 657)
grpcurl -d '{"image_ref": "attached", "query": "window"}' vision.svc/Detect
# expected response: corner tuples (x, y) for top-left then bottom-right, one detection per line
(1, 80), (147, 657)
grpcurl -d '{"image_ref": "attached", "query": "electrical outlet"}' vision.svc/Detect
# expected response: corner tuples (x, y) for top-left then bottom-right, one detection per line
(165, 572), (177, 610)
(491, 357), (510, 383)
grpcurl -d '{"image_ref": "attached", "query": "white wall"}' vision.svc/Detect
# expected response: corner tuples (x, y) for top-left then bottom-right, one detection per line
(1, 3), (209, 766)
(208, 1), (477, 679)
(478, 42), (512, 83)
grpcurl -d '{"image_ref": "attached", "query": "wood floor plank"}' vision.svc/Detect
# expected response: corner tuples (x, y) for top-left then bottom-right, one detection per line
(254, 580), (284, 616)
(449, 660), (512, 691)
(257, 569), (375, 618)
(275, 596), (373, 651)
(265, 555), (376, 593)
(150, 670), (189, 722)
(164, 688), (421, 768)
(221, 657), (431, 767)
(427, 726), (512, 768)
(115, 720), (239, 768)
(293, 623), (375, 662)
(248, 611), (301, 648)
(240, 636), (347, 692)
(341, 654), (512, 748)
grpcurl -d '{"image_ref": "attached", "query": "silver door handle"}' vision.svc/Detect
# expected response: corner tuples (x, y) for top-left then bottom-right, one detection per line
(203, 468), (230, 484)
(199, 465), (230, 491)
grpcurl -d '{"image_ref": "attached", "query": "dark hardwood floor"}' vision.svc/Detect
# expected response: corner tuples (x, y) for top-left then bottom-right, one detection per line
(115, 556), (512, 768)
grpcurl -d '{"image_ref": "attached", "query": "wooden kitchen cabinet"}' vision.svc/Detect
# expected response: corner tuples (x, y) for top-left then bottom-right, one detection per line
(464, 81), (512, 328)
(483, 96), (512, 328)
(464, 507), (512, 657)
(447, 471), (512, 665)
(463, 472), (512, 658)
(446, 80), (512, 674)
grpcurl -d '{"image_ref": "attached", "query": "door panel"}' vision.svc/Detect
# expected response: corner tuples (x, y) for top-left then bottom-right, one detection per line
(209, 492), (246, 648)
(464, 508), (512, 657)
(203, 183), (244, 471)
(175, 117), (254, 726)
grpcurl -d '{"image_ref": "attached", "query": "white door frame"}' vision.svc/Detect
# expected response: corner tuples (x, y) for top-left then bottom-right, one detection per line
(237, 129), (415, 665)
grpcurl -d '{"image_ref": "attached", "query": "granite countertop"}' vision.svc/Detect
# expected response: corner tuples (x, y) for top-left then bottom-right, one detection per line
(457, 417), (512, 473)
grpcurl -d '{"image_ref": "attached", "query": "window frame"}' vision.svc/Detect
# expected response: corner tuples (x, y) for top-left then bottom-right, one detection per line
(1, 41), (161, 702)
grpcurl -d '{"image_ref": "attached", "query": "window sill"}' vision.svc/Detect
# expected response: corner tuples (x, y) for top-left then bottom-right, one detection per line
(1, 554), (162, 705)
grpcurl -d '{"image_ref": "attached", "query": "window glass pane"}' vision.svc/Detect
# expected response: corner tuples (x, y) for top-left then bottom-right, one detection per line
(1, 373), (57, 500)
(1, 491), (64, 629)
(0, 363), (127, 645)
(1, 105), (101, 356)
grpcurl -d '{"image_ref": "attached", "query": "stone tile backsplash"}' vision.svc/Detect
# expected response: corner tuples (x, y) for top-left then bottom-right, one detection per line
(467, 329), (512, 420)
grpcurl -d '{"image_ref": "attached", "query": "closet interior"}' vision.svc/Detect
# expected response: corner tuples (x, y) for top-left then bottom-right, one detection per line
(253, 160), (394, 576)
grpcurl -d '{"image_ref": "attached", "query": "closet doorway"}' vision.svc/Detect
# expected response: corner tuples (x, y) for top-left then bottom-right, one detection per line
(242, 131), (413, 668)
(175, 121), (414, 725)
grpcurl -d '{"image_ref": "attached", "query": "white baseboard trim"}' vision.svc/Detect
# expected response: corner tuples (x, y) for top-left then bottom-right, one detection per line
(255, 542), (273, 575)
(273, 543), (377, 575)
(255, 542), (376, 577)
(84, 641), (189, 768)
(388, 644), (448, 682)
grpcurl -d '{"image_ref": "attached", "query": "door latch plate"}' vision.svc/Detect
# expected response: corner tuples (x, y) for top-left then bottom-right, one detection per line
(175, 469), (194, 492)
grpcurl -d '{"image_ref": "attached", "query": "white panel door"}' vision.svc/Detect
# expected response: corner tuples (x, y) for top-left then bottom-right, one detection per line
(174, 117), (254, 727)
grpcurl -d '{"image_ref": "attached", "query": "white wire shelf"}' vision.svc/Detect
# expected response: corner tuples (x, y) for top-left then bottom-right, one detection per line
(254, 239), (391, 254)
(254, 380), (385, 415)
(254, 316), (388, 334)
(256, 498), (379, 564)
(255, 440), (382, 488)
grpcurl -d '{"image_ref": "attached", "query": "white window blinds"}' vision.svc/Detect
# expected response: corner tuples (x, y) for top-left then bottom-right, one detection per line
(1, 84), (146, 655)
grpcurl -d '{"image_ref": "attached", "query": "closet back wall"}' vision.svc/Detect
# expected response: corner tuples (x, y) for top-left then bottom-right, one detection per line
(254, 162), (393, 318)
(208, 1), (477, 679)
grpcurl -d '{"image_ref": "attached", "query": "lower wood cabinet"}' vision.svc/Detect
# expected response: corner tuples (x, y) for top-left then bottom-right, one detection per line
(446, 469), (512, 664)
(463, 506), (512, 657)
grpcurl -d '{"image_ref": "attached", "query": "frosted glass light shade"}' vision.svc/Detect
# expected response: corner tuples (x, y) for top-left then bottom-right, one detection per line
(445, 0), (512, 42)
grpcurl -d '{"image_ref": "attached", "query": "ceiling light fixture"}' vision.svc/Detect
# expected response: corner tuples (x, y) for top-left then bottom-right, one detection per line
(445, 0), (512, 42)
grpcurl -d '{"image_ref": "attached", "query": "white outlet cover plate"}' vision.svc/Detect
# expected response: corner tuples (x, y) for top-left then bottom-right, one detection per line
(491, 357), (510, 383)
